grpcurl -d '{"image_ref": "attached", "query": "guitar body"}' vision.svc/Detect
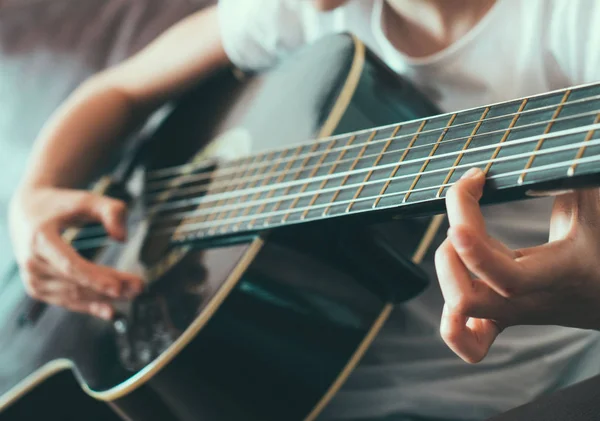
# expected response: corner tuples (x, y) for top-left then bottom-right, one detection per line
(0, 34), (441, 421)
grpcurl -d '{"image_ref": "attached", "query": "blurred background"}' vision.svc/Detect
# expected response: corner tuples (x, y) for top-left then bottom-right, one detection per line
(0, 0), (215, 283)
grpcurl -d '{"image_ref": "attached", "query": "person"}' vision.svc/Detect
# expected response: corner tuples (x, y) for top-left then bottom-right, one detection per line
(8, 0), (600, 419)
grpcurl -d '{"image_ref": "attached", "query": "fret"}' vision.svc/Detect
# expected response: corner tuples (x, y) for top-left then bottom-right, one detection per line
(345, 124), (402, 212)
(247, 145), (304, 228)
(403, 114), (457, 203)
(322, 130), (378, 216)
(230, 148), (292, 232)
(205, 156), (261, 235)
(484, 98), (529, 174)
(568, 113), (600, 176)
(299, 135), (356, 220)
(280, 139), (337, 222)
(261, 140), (323, 226)
(437, 107), (490, 197)
(518, 90), (571, 184)
(373, 120), (428, 208)
(176, 156), (253, 239)
(218, 151), (276, 233)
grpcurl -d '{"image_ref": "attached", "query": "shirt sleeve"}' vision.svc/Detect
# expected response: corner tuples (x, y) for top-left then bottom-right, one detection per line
(547, 0), (600, 85)
(217, 0), (309, 72)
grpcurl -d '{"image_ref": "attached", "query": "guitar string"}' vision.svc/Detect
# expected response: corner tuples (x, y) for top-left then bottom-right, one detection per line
(121, 136), (600, 226)
(144, 107), (600, 200)
(171, 155), (600, 237)
(140, 122), (600, 213)
(145, 89), (596, 180)
(72, 152), (600, 251)
(77, 121), (600, 240)
(72, 137), (600, 245)
(144, 92), (600, 184)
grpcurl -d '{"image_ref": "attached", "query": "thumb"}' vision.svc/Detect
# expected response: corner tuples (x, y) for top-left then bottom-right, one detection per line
(67, 192), (128, 242)
(516, 238), (576, 289)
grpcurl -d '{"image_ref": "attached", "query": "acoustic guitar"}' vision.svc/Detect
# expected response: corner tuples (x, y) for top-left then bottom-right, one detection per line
(1, 33), (600, 421)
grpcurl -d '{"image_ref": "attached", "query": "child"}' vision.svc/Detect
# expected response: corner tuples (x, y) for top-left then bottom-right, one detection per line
(9, 1), (600, 419)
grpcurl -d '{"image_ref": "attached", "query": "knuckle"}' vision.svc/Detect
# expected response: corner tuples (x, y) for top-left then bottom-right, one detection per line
(60, 258), (83, 281)
(446, 292), (475, 316)
(23, 257), (37, 274)
(434, 242), (450, 267)
(74, 193), (91, 209)
(466, 251), (487, 271)
(440, 322), (460, 346)
(106, 200), (126, 220)
(68, 287), (82, 302)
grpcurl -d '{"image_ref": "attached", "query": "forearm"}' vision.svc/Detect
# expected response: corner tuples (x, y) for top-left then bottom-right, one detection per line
(19, 80), (143, 190)
(15, 4), (228, 193)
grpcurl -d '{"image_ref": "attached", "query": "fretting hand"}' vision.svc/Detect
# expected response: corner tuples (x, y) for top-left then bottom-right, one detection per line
(435, 167), (600, 363)
(9, 187), (144, 320)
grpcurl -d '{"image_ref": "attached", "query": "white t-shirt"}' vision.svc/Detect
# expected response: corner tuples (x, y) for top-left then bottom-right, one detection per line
(218, 1), (600, 420)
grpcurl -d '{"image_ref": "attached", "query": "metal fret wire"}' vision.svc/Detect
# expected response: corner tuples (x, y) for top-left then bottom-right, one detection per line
(321, 130), (378, 217)
(73, 152), (600, 251)
(144, 106), (600, 201)
(218, 150), (276, 232)
(245, 143), (306, 228)
(404, 113), (457, 203)
(260, 138), (327, 227)
(148, 121), (600, 214)
(76, 131), (600, 241)
(346, 124), (402, 213)
(437, 107), (490, 197)
(373, 120), (427, 208)
(569, 113), (600, 176)
(229, 148), (293, 232)
(484, 99), (528, 174)
(151, 135), (600, 225)
(145, 91), (600, 186)
(173, 152), (600, 239)
(206, 155), (259, 234)
(299, 134), (357, 220)
(518, 90), (571, 183)
(280, 137), (338, 223)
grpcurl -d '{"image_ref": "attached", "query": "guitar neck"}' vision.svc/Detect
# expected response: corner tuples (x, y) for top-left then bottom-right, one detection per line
(170, 82), (600, 246)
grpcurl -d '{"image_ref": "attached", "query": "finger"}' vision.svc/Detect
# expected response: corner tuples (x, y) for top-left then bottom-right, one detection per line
(32, 280), (114, 320)
(440, 303), (501, 364)
(103, 266), (145, 298)
(69, 193), (128, 242)
(29, 238), (145, 298)
(447, 225), (524, 297)
(435, 238), (510, 319)
(35, 228), (124, 298)
(446, 167), (487, 234)
(550, 189), (600, 240)
(515, 239), (578, 286)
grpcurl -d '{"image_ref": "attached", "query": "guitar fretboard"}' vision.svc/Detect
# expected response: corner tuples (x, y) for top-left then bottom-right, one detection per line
(161, 82), (600, 245)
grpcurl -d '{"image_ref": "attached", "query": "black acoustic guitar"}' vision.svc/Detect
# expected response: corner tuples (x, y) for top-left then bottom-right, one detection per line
(2, 33), (600, 421)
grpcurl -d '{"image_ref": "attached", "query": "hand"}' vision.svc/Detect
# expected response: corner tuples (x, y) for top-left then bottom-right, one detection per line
(9, 187), (144, 320)
(435, 168), (600, 363)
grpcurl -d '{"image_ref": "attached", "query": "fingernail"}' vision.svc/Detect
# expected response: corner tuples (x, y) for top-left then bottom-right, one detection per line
(90, 303), (112, 320)
(461, 168), (483, 180)
(99, 305), (113, 320)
